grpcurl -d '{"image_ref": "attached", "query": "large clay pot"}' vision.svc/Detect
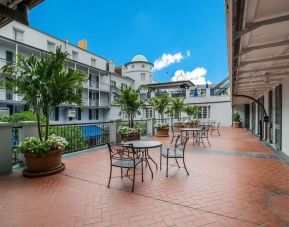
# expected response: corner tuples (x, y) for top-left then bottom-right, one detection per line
(156, 128), (169, 137)
(24, 149), (63, 172)
(174, 122), (184, 132)
(233, 121), (241, 128)
(121, 132), (140, 142)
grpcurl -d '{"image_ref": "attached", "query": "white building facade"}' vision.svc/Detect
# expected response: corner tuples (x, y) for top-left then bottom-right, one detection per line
(0, 21), (232, 126)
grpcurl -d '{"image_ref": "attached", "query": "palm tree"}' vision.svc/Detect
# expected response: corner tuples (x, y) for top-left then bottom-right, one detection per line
(183, 105), (198, 120)
(0, 48), (87, 140)
(168, 98), (185, 121)
(113, 86), (145, 128)
(149, 94), (171, 122)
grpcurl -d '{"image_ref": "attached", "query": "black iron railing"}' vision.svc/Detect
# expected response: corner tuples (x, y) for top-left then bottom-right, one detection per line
(171, 90), (186, 98)
(120, 120), (148, 135)
(12, 126), (22, 165)
(190, 89), (206, 97)
(210, 88), (228, 96)
(44, 122), (110, 153)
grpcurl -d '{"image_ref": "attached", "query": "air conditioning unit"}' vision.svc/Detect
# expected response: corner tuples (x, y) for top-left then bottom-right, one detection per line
(0, 108), (10, 116)
(67, 109), (76, 118)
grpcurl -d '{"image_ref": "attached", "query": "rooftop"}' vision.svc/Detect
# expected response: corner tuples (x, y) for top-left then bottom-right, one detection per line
(1, 127), (289, 226)
(131, 55), (149, 63)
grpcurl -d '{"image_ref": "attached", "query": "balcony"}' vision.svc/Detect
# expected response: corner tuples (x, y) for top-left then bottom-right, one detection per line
(89, 99), (99, 107)
(171, 90), (186, 98)
(190, 88), (206, 97)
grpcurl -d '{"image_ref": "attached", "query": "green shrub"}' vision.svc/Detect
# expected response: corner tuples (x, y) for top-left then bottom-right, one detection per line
(0, 110), (45, 123)
(44, 126), (88, 152)
(120, 121), (147, 135)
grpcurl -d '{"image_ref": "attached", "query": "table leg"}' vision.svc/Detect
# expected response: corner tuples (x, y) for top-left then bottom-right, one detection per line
(145, 149), (153, 179)
(146, 148), (158, 170)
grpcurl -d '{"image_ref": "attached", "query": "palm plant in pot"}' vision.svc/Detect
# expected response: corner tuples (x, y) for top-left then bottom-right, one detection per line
(149, 94), (170, 137)
(232, 112), (241, 128)
(183, 105), (199, 127)
(113, 86), (146, 141)
(0, 48), (86, 177)
(168, 97), (185, 128)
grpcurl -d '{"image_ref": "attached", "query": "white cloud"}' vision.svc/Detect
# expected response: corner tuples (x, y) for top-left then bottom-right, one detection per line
(186, 50), (191, 57)
(171, 67), (211, 85)
(152, 52), (184, 71)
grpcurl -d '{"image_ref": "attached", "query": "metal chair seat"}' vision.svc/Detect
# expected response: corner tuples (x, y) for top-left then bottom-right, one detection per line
(112, 158), (142, 168)
(161, 149), (184, 158)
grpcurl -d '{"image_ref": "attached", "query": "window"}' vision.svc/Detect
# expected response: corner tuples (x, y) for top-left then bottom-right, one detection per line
(72, 51), (78, 61)
(91, 58), (96, 67)
(197, 106), (210, 119)
(141, 73), (146, 81)
(121, 83), (127, 89)
(50, 107), (59, 121)
(131, 64), (135, 69)
(89, 109), (99, 120)
(145, 108), (153, 118)
(76, 108), (81, 120)
(111, 80), (116, 88)
(47, 41), (55, 52)
(142, 64), (145, 68)
(13, 28), (24, 42)
(6, 51), (13, 64)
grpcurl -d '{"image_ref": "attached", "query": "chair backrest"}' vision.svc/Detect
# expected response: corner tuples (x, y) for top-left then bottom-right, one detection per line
(174, 135), (189, 152)
(217, 122), (220, 128)
(107, 143), (138, 163)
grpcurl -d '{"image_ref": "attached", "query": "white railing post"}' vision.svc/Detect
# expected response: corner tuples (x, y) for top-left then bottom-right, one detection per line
(109, 119), (121, 144)
(146, 118), (154, 136)
(18, 121), (39, 166)
(0, 122), (13, 174)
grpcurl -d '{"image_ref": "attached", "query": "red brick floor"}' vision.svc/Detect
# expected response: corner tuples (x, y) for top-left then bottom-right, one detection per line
(1, 127), (289, 227)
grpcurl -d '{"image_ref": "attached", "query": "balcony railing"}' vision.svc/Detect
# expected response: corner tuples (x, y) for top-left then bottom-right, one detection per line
(190, 89), (206, 97)
(210, 88), (228, 96)
(89, 99), (99, 107)
(171, 90), (186, 98)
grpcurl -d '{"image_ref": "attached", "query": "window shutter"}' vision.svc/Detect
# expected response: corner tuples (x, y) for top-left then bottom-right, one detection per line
(78, 108), (81, 120)
(55, 107), (59, 121)
(89, 109), (92, 120)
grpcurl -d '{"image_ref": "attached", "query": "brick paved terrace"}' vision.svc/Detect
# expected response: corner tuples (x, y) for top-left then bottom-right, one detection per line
(1, 127), (289, 227)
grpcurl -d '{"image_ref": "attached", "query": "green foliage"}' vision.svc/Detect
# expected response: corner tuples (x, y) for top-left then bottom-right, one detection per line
(44, 126), (88, 152)
(0, 47), (87, 140)
(119, 121), (147, 135)
(18, 135), (68, 156)
(232, 112), (241, 122)
(0, 111), (45, 123)
(113, 86), (146, 128)
(167, 98), (185, 120)
(183, 105), (198, 120)
(154, 122), (169, 129)
(148, 94), (171, 122)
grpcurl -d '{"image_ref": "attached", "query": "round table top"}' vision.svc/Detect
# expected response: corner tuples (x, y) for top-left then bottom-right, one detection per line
(123, 140), (162, 149)
(181, 127), (201, 131)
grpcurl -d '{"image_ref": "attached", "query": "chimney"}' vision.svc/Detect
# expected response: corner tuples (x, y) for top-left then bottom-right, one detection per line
(78, 39), (87, 50)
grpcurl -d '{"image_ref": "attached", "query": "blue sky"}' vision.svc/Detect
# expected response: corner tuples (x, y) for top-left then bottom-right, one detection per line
(30, 0), (228, 84)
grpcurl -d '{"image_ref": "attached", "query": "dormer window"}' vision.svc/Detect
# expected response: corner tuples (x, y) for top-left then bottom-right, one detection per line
(47, 41), (56, 52)
(72, 51), (78, 61)
(13, 28), (24, 42)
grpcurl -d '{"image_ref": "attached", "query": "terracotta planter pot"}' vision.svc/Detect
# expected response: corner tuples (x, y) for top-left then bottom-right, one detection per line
(173, 122), (184, 132)
(233, 121), (241, 128)
(24, 149), (63, 172)
(156, 127), (169, 137)
(121, 132), (140, 142)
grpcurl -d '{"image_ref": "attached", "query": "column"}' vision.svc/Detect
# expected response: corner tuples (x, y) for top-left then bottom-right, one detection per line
(0, 123), (13, 174)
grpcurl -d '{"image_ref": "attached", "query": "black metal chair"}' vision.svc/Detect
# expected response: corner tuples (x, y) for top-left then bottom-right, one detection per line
(195, 126), (211, 147)
(107, 143), (143, 192)
(160, 135), (189, 177)
(170, 126), (182, 144)
(211, 122), (220, 136)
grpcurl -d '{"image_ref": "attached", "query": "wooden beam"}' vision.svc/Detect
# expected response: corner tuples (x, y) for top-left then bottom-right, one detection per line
(234, 14), (289, 39)
(237, 40), (289, 57)
(239, 64), (289, 74)
(240, 54), (289, 67)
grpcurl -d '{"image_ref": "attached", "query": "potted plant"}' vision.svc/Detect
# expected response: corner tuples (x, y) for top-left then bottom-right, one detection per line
(232, 112), (241, 128)
(154, 122), (169, 137)
(117, 126), (140, 141)
(183, 105), (199, 127)
(168, 98), (185, 129)
(149, 94), (170, 136)
(0, 47), (86, 177)
(113, 86), (145, 141)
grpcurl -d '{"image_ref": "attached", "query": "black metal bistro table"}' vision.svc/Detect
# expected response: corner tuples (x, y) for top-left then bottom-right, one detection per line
(123, 140), (162, 178)
(180, 127), (201, 145)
